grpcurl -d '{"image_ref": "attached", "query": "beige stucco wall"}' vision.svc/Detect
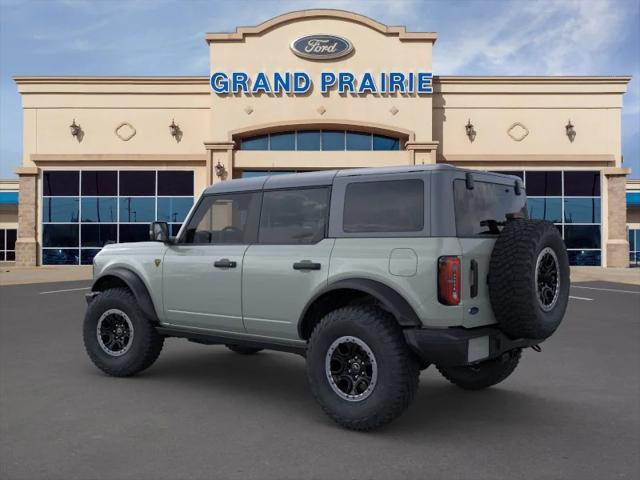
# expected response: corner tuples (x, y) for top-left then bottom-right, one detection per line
(207, 12), (434, 146)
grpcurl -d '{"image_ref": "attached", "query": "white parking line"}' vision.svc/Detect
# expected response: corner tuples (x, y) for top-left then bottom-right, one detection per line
(40, 287), (91, 295)
(569, 295), (593, 301)
(572, 285), (640, 295)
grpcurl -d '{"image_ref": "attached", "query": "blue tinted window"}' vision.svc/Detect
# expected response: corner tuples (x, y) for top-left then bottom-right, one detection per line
(373, 135), (400, 151)
(322, 131), (345, 151)
(81, 249), (102, 265)
(346, 132), (371, 150)
(157, 171), (193, 196)
(297, 131), (320, 151)
(157, 197), (193, 222)
(81, 224), (117, 247)
(42, 249), (79, 265)
(628, 230), (636, 251)
(527, 198), (562, 223)
(119, 224), (150, 243)
(567, 250), (601, 266)
(564, 225), (601, 249)
(43, 171), (79, 196)
(270, 132), (296, 150)
(241, 135), (268, 150)
(119, 171), (155, 196)
(564, 198), (600, 224)
(43, 198), (79, 222)
(170, 224), (182, 236)
(81, 197), (117, 222)
(525, 171), (562, 196)
(119, 198), (155, 222)
(564, 171), (600, 196)
(43, 224), (79, 247)
(81, 171), (117, 196)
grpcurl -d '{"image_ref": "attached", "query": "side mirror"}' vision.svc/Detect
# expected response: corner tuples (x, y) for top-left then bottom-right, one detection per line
(149, 221), (170, 243)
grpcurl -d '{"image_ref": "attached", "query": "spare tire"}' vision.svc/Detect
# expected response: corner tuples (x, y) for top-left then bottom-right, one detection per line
(488, 219), (569, 340)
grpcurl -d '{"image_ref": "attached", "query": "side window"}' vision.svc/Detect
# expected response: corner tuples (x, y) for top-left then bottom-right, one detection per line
(343, 179), (424, 233)
(259, 188), (330, 244)
(182, 192), (260, 244)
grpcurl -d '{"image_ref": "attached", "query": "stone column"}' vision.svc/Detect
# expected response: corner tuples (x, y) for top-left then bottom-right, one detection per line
(604, 171), (629, 267)
(15, 167), (39, 267)
(204, 141), (235, 183)
(405, 141), (439, 165)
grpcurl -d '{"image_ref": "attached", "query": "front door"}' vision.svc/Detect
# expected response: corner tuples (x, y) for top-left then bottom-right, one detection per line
(162, 191), (261, 333)
(242, 187), (333, 340)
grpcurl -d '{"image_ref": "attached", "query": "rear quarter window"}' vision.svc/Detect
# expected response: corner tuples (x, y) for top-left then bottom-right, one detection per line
(343, 179), (424, 233)
(454, 179), (527, 236)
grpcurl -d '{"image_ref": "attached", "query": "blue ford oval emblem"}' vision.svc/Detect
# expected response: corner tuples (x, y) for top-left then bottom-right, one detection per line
(290, 34), (354, 60)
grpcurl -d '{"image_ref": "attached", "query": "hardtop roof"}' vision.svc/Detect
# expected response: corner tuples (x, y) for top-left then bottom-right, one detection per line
(203, 164), (519, 194)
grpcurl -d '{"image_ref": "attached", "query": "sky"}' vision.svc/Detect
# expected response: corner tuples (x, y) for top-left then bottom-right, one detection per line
(0, 0), (638, 178)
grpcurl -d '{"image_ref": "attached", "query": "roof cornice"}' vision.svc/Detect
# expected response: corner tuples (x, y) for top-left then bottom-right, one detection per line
(434, 76), (632, 85)
(205, 9), (437, 43)
(13, 76), (209, 85)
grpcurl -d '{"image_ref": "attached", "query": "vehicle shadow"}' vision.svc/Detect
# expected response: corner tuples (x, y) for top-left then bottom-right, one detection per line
(119, 344), (577, 435)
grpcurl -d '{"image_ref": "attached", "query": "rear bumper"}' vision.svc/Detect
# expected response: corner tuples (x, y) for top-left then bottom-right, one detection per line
(403, 325), (540, 367)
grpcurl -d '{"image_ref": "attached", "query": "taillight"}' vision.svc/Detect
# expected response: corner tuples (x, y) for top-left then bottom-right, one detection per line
(438, 256), (461, 306)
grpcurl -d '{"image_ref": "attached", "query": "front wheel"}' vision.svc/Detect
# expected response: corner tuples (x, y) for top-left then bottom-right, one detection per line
(83, 288), (164, 377)
(306, 305), (419, 431)
(436, 349), (522, 390)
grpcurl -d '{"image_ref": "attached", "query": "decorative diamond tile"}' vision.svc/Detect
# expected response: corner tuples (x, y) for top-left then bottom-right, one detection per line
(507, 122), (529, 142)
(317, 106), (326, 115)
(244, 106), (253, 115)
(389, 106), (399, 115)
(114, 122), (136, 141)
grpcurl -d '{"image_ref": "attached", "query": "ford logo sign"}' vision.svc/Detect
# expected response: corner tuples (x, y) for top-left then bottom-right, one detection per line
(290, 34), (353, 60)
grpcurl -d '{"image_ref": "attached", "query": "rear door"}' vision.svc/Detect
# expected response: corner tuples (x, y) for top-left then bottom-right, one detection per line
(242, 186), (333, 340)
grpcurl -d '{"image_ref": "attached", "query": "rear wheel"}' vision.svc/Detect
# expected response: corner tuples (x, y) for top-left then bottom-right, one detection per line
(225, 344), (263, 355)
(306, 305), (419, 431)
(83, 288), (164, 377)
(437, 349), (521, 390)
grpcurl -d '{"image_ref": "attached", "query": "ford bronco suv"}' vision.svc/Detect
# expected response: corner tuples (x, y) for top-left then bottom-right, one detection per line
(84, 165), (569, 430)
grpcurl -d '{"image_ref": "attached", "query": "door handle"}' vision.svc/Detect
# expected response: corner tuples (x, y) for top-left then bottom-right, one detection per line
(293, 260), (321, 271)
(214, 258), (237, 269)
(470, 259), (478, 298)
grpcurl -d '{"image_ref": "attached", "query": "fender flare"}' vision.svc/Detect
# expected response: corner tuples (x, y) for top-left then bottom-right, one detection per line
(298, 278), (422, 338)
(92, 267), (159, 322)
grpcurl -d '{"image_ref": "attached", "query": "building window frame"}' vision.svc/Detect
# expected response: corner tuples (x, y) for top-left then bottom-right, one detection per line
(40, 168), (195, 265)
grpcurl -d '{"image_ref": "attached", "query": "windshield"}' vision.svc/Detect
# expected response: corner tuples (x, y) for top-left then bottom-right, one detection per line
(454, 179), (527, 236)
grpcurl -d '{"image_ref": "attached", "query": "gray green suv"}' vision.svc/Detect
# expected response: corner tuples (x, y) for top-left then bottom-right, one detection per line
(83, 164), (569, 430)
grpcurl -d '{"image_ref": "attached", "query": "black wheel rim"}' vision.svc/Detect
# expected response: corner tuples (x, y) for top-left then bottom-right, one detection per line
(96, 309), (134, 357)
(535, 247), (560, 311)
(325, 336), (377, 402)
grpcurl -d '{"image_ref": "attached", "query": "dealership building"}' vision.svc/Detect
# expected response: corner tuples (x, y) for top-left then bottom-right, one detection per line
(5, 9), (635, 267)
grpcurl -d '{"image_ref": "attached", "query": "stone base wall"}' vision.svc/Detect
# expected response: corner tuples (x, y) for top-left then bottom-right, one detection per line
(15, 238), (38, 267)
(606, 174), (629, 268)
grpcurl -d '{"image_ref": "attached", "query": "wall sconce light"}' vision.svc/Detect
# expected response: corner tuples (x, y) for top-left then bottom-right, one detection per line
(69, 119), (84, 142)
(465, 119), (476, 142)
(169, 119), (183, 142)
(214, 161), (226, 179)
(566, 120), (576, 142)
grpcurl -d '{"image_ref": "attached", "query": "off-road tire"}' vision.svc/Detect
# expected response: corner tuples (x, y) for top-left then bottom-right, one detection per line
(225, 344), (263, 355)
(437, 349), (522, 390)
(83, 288), (164, 377)
(488, 219), (569, 340)
(306, 305), (420, 431)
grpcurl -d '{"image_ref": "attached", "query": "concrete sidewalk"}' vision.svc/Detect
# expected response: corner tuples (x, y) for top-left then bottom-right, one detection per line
(0, 264), (638, 286)
(0, 266), (92, 286)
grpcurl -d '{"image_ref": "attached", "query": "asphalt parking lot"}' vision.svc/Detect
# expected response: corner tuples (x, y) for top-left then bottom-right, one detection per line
(1, 280), (639, 480)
